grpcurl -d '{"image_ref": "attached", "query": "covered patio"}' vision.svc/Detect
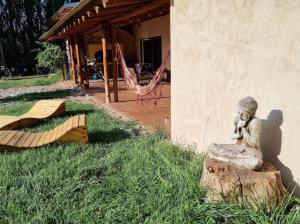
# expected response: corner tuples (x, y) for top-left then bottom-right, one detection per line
(85, 79), (170, 131)
(41, 0), (171, 132)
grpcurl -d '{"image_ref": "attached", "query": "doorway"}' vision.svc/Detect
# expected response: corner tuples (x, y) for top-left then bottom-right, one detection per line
(140, 36), (162, 72)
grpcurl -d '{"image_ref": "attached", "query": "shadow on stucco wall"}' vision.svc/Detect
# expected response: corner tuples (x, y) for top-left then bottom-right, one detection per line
(261, 110), (300, 195)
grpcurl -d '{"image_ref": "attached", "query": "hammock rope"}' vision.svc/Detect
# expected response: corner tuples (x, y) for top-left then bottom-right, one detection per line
(116, 43), (170, 101)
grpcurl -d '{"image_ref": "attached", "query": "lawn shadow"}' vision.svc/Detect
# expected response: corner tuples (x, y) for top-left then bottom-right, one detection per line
(261, 110), (300, 195)
(0, 89), (71, 103)
(65, 110), (95, 116)
(88, 128), (132, 144)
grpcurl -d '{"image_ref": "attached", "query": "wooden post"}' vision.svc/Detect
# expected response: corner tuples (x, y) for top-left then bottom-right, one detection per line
(102, 29), (111, 103)
(75, 34), (83, 86)
(65, 51), (70, 80)
(69, 38), (78, 85)
(61, 58), (65, 81)
(79, 35), (89, 88)
(65, 40), (71, 80)
(111, 26), (119, 102)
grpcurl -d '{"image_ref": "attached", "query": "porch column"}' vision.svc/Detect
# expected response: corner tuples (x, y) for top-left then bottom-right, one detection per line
(102, 28), (111, 103)
(75, 34), (83, 86)
(68, 37), (78, 85)
(61, 57), (65, 81)
(65, 40), (71, 80)
(111, 26), (119, 102)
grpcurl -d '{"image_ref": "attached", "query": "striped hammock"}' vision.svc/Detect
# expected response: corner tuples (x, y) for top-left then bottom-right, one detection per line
(116, 43), (170, 102)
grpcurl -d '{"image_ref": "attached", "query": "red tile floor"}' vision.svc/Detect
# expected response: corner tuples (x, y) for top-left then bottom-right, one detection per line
(85, 80), (171, 132)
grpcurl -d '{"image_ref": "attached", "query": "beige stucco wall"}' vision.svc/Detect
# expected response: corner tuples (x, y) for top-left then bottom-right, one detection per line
(133, 14), (170, 70)
(118, 29), (135, 62)
(85, 30), (134, 61)
(171, 0), (300, 195)
(86, 43), (101, 59)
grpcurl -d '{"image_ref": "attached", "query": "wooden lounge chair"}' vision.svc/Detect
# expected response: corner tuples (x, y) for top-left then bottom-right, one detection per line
(0, 99), (66, 131)
(0, 114), (88, 151)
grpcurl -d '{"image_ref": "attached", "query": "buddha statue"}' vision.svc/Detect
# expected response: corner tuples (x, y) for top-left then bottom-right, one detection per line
(208, 96), (263, 170)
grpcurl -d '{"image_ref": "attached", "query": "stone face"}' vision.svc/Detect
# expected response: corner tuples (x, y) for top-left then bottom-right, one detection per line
(200, 158), (286, 209)
(208, 96), (263, 170)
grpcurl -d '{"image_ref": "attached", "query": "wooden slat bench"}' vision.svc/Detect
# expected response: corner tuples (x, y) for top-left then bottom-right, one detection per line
(0, 115), (88, 151)
(0, 99), (66, 130)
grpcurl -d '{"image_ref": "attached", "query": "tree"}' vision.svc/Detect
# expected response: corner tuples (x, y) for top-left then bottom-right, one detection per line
(0, 0), (76, 70)
(36, 42), (63, 73)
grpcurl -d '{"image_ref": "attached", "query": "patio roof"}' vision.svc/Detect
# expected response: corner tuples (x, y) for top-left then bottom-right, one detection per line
(49, 2), (80, 26)
(40, 0), (170, 41)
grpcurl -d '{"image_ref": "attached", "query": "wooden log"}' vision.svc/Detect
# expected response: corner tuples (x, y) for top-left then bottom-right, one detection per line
(200, 158), (286, 209)
(102, 29), (111, 103)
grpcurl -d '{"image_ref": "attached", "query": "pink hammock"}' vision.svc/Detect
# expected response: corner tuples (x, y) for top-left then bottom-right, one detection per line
(116, 43), (170, 102)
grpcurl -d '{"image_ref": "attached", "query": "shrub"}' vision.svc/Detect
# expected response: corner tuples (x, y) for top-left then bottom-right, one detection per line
(35, 42), (63, 71)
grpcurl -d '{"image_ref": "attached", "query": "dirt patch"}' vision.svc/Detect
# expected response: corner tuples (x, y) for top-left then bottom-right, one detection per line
(0, 80), (74, 99)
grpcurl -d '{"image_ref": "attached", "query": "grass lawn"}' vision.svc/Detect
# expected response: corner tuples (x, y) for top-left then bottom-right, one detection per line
(0, 92), (299, 223)
(0, 72), (61, 89)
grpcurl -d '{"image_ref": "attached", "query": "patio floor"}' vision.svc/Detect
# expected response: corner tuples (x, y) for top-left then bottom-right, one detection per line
(85, 80), (171, 131)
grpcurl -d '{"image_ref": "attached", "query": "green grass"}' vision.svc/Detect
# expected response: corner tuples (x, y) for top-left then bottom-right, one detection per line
(0, 97), (299, 223)
(0, 72), (61, 89)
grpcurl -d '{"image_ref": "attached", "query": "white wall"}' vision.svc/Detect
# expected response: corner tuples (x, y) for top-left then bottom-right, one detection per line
(171, 0), (300, 195)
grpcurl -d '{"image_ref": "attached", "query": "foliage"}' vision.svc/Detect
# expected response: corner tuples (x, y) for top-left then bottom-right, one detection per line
(0, 0), (71, 69)
(0, 97), (298, 223)
(36, 42), (63, 70)
(0, 72), (61, 90)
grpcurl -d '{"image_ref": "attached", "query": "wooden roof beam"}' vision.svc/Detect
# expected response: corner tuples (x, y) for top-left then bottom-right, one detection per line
(106, 0), (150, 8)
(110, 0), (169, 24)
(53, 14), (118, 39)
(90, 5), (138, 18)
(95, 6), (100, 14)
(113, 7), (169, 27)
(102, 0), (110, 8)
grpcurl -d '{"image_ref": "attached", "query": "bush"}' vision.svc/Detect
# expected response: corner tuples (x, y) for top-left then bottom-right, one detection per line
(35, 42), (63, 71)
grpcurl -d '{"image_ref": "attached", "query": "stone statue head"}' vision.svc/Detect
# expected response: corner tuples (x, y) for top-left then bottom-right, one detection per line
(237, 96), (258, 122)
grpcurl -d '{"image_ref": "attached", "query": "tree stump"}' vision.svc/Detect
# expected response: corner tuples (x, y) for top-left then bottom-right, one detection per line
(200, 158), (286, 209)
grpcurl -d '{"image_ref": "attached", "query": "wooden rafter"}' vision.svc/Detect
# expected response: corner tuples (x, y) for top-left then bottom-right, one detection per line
(43, 0), (170, 41)
(106, 0), (150, 8)
(102, 0), (110, 8)
(110, 0), (169, 24)
(114, 6), (169, 27)
(95, 6), (100, 14)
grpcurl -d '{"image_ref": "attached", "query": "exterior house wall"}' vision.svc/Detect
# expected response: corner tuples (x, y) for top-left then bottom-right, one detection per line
(133, 14), (170, 70)
(85, 30), (134, 61)
(117, 29), (135, 62)
(86, 43), (101, 60)
(171, 0), (300, 195)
